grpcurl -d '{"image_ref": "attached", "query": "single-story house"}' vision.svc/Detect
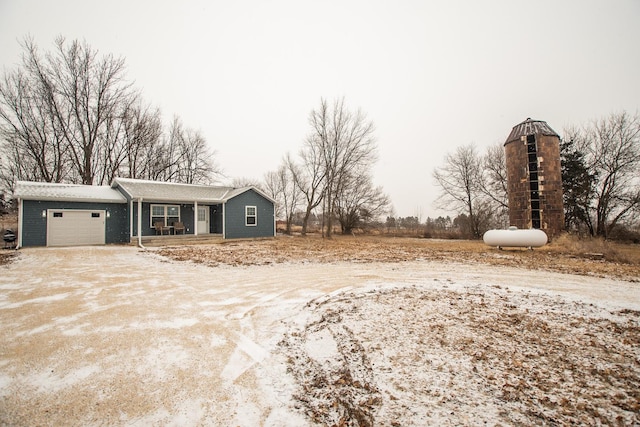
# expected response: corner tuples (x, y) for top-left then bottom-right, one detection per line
(14, 177), (276, 248)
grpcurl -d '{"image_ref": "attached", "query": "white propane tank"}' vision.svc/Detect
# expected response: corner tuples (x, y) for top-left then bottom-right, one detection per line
(483, 226), (548, 249)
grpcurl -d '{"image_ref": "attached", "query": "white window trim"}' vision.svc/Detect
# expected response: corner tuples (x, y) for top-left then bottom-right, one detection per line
(150, 204), (181, 227)
(245, 205), (257, 227)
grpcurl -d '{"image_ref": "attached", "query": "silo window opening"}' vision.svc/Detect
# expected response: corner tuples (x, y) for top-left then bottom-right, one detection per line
(532, 208), (541, 227)
(526, 134), (542, 230)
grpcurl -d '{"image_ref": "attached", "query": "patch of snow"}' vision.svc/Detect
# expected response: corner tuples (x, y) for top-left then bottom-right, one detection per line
(29, 364), (102, 394)
(0, 292), (70, 310)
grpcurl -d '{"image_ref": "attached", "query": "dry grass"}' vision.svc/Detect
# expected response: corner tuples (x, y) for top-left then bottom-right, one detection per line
(157, 233), (640, 282)
(549, 233), (640, 264)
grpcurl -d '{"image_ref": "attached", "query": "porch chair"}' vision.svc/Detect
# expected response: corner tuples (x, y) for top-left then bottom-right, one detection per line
(154, 221), (170, 235)
(173, 221), (185, 235)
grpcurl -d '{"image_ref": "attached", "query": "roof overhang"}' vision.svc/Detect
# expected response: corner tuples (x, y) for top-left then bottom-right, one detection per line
(111, 177), (275, 205)
(14, 181), (127, 204)
(112, 177), (232, 203)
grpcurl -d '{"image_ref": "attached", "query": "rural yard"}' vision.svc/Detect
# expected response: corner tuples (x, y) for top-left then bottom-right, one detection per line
(0, 236), (639, 426)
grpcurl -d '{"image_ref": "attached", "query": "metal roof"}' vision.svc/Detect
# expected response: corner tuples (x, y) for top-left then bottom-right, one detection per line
(112, 177), (235, 203)
(111, 177), (276, 204)
(504, 118), (559, 145)
(14, 178), (275, 205)
(14, 181), (127, 203)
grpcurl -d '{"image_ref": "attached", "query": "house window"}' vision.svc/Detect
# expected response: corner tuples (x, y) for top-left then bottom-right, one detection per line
(151, 204), (180, 227)
(245, 206), (257, 226)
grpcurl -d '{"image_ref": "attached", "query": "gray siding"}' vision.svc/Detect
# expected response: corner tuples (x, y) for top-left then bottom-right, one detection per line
(21, 200), (129, 247)
(224, 190), (275, 239)
(211, 204), (223, 233)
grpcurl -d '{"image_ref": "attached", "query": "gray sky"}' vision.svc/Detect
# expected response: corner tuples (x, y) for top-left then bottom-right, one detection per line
(1, 0), (639, 218)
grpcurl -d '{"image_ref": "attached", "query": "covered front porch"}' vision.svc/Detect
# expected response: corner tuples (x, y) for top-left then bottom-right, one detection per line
(130, 201), (224, 240)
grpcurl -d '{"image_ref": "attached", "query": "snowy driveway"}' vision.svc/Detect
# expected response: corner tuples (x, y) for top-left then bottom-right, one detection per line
(0, 246), (638, 425)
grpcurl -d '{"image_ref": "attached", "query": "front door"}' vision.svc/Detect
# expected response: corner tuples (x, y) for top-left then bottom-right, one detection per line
(197, 205), (209, 234)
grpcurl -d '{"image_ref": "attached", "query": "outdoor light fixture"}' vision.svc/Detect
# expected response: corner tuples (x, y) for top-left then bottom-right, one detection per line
(41, 210), (46, 218)
(106, 211), (111, 218)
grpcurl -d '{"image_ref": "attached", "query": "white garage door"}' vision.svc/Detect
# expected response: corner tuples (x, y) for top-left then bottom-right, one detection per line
(47, 210), (106, 247)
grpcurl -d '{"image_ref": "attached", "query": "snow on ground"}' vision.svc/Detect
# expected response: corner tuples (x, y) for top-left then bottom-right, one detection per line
(0, 245), (638, 426)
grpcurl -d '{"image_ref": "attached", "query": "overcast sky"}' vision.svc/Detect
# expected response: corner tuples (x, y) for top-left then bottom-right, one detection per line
(1, 0), (639, 218)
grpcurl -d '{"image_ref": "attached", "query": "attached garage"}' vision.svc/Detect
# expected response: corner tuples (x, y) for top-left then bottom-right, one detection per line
(47, 210), (106, 247)
(14, 181), (129, 248)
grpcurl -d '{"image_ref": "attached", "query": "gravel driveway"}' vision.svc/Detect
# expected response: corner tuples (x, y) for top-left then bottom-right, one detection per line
(1, 245), (638, 425)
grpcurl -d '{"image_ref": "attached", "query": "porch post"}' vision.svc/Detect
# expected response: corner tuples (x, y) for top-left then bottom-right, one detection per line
(137, 198), (143, 247)
(222, 202), (226, 239)
(16, 198), (23, 249)
(194, 201), (198, 236)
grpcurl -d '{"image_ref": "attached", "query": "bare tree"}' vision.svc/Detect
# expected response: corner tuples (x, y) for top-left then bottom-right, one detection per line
(231, 177), (263, 188)
(45, 36), (134, 185)
(481, 143), (508, 209)
(120, 101), (163, 180)
(150, 117), (219, 184)
(0, 36), (219, 192)
(583, 112), (640, 237)
(433, 144), (484, 238)
(334, 170), (390, 234)
(307, 98), (378, 237)
(0, 42), (69, 186)
(480, 142), (509, 227)
(264, 155), (300, 234)
(290, 135), (327, 235)
(434, 141), (512, 237)
(176, 126), (218, 184)
(0, 36), (135, 186)
(263, 170), (284, 221)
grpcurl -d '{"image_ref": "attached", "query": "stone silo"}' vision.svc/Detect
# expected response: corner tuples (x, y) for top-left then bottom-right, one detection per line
(504, 118), (564, 237)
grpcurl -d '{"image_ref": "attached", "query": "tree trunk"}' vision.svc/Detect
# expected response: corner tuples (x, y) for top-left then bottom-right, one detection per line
(301, 205), (313, 236)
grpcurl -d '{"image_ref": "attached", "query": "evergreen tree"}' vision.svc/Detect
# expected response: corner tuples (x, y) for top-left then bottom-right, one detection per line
(560, 136), (596, 234)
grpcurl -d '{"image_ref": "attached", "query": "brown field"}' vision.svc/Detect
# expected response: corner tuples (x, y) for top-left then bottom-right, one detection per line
(157, 234), (640, 282)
